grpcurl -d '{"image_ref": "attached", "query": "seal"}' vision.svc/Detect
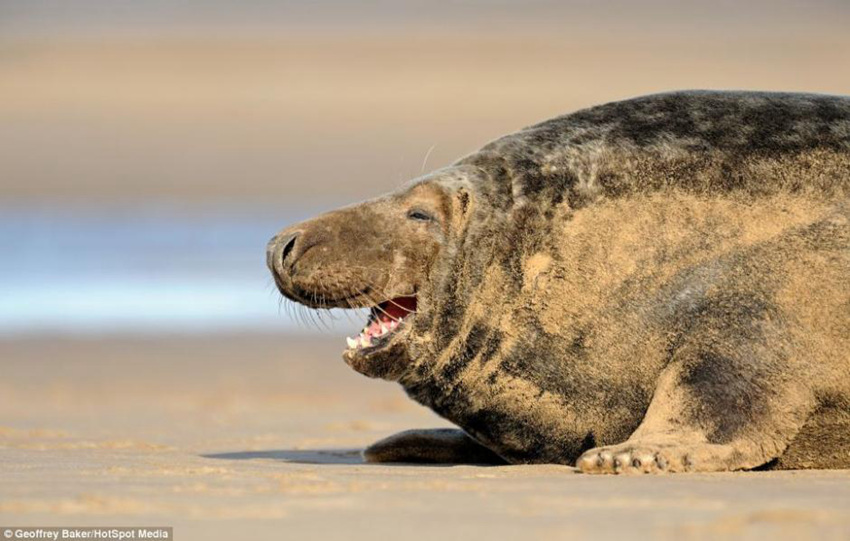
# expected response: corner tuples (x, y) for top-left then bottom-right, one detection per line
(267, 91), (850, 473)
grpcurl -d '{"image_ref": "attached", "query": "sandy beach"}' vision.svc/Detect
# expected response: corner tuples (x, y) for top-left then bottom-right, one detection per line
(2, 335), (849, 540)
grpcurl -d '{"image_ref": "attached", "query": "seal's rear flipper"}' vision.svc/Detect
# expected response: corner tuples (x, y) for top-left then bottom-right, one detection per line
(363, 428), (507, 464)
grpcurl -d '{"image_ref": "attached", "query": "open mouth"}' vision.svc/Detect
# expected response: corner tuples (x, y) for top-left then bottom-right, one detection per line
(345, 296), (417, 351)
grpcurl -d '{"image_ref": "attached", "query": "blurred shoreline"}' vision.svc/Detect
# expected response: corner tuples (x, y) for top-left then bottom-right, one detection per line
(0, 205), (366, 336)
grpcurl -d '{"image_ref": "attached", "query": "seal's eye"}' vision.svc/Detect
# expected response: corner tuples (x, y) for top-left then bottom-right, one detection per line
(407, 209), (434, 222)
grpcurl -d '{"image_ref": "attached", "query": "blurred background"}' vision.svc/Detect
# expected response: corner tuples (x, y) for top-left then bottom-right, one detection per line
(2, 0), (848, 336)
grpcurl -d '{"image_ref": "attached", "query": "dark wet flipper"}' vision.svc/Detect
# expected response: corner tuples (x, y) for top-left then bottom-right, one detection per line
(363, 428), (507, 464)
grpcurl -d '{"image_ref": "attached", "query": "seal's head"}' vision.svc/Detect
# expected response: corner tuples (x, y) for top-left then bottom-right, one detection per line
(267, 167), (475, 380)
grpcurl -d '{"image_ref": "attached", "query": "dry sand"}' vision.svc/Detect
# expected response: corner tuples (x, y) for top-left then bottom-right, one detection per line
(1, 334), (849, 540)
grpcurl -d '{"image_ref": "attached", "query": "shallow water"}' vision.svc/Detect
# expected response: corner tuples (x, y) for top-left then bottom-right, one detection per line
(0, 205), (362, 336)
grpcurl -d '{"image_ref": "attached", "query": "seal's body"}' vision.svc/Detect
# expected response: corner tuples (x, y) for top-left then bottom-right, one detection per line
(268, 91), (850, 473)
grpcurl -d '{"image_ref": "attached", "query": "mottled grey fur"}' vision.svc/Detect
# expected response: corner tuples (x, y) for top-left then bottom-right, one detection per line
(268, 91), (850, 473)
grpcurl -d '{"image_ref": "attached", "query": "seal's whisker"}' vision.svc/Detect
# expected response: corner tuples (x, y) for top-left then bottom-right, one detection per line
(306, 305), (322, 331)
(325, 275), (374, 326)
(266, 278), (280, 297)
(363, 290), (404, 324)
(292, 302), (303, 326)
(311, 277), (332, 331)
(314, 279), (334, 331)
(304, 305), (317, 330)
(326, 278), (356, 323)
(420, 144), (436, 174)
(362, 280), (413, 320)
(381, 296), (417, 314)
(315, 310), (332, 331)
(280, 295), (291, 321)
(346, 270), (417, 317)
(273, 264), (416, 331)
(297, 303), (310, 329)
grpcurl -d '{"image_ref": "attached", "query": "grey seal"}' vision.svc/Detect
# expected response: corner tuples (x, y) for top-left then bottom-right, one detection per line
(267, 91), (850, 473)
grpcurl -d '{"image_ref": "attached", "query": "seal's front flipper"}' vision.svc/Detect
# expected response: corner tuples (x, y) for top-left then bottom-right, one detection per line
(576, 303), (814, 474)
(363, 428), (506, 464)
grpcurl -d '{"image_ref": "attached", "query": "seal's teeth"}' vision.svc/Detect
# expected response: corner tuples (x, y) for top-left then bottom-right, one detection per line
(346, 337), (357, 349)
(380, 323), (389, 335)
(361, 333), (372, 347)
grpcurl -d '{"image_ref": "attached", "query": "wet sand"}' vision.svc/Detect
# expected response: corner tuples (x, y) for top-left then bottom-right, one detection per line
(1, 335), (849, 540)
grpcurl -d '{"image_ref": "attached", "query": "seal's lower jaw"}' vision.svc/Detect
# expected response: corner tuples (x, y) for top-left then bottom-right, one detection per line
(342, 296), (416, 380)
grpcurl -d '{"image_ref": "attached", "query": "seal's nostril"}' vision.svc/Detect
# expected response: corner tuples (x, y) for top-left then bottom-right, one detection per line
(280, 232), (299, 266)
